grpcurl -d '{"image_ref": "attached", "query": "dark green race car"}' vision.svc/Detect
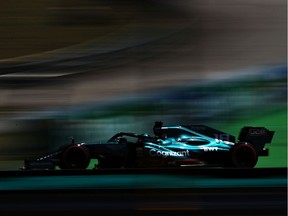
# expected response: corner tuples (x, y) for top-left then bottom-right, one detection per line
(21, 121), (274, 170)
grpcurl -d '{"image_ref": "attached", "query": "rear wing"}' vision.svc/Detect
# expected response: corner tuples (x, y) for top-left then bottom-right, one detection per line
(238, 126), (275, 148)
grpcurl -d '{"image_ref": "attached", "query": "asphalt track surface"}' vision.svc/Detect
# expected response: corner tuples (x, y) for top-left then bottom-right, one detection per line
(0, 167), (286, 215)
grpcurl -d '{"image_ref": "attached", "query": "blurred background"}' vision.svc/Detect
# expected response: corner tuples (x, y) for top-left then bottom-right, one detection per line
(0, 0), (286, 169)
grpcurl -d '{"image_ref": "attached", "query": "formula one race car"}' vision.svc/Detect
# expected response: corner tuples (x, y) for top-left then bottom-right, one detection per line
(20, 121), (275, 170)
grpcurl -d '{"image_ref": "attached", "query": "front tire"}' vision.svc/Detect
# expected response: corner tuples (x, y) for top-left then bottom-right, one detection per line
(59, 145), (90, 169)
(230, 143), (258, 168)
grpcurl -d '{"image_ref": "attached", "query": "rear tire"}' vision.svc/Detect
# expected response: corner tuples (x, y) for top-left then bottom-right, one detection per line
(59, 145), (90, 169)
(230, 143), (258, 168)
